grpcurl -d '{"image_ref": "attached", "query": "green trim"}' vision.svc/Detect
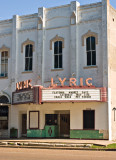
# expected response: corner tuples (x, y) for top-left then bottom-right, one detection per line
(70, 130), (103, 139)
(27, 129), (45, 138)
(27, 125), (59, 138)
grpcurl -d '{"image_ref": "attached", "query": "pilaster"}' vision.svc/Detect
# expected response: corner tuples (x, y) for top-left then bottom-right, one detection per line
(70, 1), (80, 83)
(11, 15), (19, 92)
(38, 7), (46, 86)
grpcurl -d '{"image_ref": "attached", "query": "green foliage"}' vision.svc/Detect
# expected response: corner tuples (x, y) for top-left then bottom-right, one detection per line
(91, 143), (116, 149)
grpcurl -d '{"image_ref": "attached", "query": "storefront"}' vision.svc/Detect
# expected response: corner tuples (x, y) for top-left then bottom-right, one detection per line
(11, 78), (108, 139)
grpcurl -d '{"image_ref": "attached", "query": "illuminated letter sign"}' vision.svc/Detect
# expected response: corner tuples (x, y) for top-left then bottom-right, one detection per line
(50, 77), (93, 87)
(16, 80), (33, 91)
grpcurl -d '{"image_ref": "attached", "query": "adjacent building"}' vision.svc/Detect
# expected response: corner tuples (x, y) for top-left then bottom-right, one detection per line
(0, 0), (116, 140)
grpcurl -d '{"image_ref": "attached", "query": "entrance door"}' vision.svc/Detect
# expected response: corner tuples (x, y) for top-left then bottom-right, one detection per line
(83, 110), (95, 129)
(22, 114), (27, 136)
(60, 114), (70, 137)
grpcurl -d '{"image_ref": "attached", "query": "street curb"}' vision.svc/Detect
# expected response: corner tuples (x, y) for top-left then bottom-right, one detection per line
(0, 145), (116, 151)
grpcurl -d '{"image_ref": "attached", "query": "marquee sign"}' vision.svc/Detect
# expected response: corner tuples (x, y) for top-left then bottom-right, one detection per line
(13, 78), (107, 104)
(12, 89), (34, 104)
(42, 89), (101, 102)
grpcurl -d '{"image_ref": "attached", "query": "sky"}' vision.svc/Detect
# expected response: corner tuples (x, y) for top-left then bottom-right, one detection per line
(0, 0), (116, 20)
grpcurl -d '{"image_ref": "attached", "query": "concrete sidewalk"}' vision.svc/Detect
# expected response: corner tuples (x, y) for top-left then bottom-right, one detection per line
(0, 139), (115, 146)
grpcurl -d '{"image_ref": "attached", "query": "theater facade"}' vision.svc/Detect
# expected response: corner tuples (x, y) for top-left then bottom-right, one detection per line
(11, 78), (108, 139)
(0, 0), (116, 140)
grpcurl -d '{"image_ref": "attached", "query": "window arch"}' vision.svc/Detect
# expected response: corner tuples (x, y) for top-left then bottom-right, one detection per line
(0, 92), (11, 104)
(50, 35), (64, 50)
(82, 30), (98, 46)
(0, 96), (9, 104)
(86, 36), (96, 66)
(21, 39), (35, 53)
(25, 44), (33, 71)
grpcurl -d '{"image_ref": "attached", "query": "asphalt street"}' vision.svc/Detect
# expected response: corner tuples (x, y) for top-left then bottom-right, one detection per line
(0, 148), (116, 160)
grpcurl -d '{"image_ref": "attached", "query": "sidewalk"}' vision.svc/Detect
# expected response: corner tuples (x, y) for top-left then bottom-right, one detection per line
(0, 139), (114, 146)
(0, 139), (116, 151)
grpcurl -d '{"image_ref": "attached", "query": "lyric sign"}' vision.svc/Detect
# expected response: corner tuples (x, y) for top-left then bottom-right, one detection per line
(42, 89), (101, 102)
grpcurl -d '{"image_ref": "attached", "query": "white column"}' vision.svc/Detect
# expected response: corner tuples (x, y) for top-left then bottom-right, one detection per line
(38, 7), (46, 86)
(27, 110), (29, 130)
(108, 88), (112, 140)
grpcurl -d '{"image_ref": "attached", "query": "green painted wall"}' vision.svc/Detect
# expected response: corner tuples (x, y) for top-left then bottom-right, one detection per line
(27, 129), (45, 138)
(27, 125), (59, 138)
(27, 128), (103, 139)
(70, 130), (103, 139)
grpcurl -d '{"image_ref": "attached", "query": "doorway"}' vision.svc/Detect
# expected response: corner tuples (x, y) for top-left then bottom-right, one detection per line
(60, 114), (70, 138)
(22, 114), (27, 137)
(83, 110), (95, 129)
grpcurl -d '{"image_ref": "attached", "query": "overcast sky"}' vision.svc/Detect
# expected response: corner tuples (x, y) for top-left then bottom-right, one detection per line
(0, 0), (115, 20)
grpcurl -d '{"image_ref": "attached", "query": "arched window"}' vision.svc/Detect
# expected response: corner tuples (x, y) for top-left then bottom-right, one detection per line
(1, 51), (8, 77)
(25, 44), (33, 71)
(86, 36), (96, 66)
(54, 41), (62, 68)
(0, 95), (9, 104)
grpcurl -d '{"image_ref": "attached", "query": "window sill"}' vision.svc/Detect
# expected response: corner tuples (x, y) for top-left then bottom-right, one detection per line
(83, 66), (98, 69)
(22, 71), (33, 74)
(0, 77), (8, 79)
(51, 68), (64, 71)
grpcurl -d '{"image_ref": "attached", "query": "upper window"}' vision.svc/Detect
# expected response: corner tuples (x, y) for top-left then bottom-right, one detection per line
(45, 114), (58, 125)
(21, 39), (35, 72)
(25, 44), (33, 71)
(54, 41), (62, 69)
(1, 51), (8, 77)
(86, 36), (96, 66)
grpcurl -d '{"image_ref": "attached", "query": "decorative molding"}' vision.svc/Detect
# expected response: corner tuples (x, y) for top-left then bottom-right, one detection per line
(19, 27), (37, 33)
(83, 66), (98, 69)
(82, 30), (98, 46)
(0, 77), (8, 79)
(46, 4), (70, 11)
(22, 71), (33, 74)
(70, 12), (76, 25)
(0, 32), (12, 37)
(51, 69), (64, 71)
(71, 12), (76, 19)
(19, 13), (38, 20)
(78, 2), (102, 11)
(38, 17), (43, 30)
(78, 18), (102, 25)
(0, 19), (12, 25)
(50, 35), (64, 50)
(38, 17), (43, 24)
(21, 38), (35, 53)
(0, 45), (10, 57)
(46, 25), (69, 30)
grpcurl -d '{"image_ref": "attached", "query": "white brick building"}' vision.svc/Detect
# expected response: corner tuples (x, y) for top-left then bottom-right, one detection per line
(0, 0), (116, 140)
